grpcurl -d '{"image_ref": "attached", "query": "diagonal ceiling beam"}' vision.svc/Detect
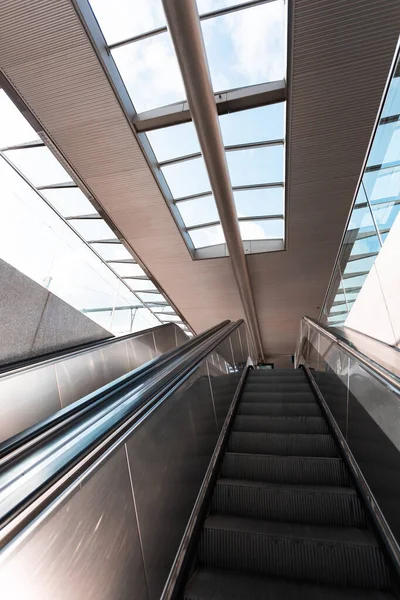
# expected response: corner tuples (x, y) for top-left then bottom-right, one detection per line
(162, 0), (264, 361)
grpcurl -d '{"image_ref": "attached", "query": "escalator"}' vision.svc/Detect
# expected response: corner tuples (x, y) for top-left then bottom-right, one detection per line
(183, 368), (397, 599)
(1, 318), (400, 600)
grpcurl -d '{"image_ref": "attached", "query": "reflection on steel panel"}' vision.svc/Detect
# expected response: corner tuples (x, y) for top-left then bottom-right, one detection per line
(230, 327), (244, 367)
(347, 359), (400, 540)
(125, 360), (218, 600)
(0, 445), (148, 600)
(0, 365), (60, 442)
(125, 332), (155, 371)
(175, 327), (189, 347)
(56, 342), (130, 408)
(153, 325), (176, 355)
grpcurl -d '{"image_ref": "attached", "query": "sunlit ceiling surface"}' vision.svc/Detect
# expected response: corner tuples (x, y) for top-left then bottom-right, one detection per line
(0, 89), (192, 338)
(322, 57), (400, 328)
(89, 0), (287, 258)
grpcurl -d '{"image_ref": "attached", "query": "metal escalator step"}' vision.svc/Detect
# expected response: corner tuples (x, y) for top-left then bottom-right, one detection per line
(228, 432), (338, 457)
(245, 382), (311, 393)
(221, 453), (350, 486)
(241, 391), (317, 403)
(212, 479), (365, 527)
(199, 515), (390, 589)
(184, 567), (396, 600)
(237, 402), (321, 417)
(248, 369), (306, 378)
(233, 415), (329, 434)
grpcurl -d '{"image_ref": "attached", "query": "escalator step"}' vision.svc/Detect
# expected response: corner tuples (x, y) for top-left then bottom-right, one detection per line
(199, 515), (390, 589)
(228, 432), (339, 457)
(212, 479), (365, 527)
(184, 567), (395, 600)
(245, 382), (311, 393)
(248, 369), (306, 378)
(221, 453), (350, 486)
(237, 402), (321, 417)
(241, 391), (317, 403)
(233, 415), (329, 434)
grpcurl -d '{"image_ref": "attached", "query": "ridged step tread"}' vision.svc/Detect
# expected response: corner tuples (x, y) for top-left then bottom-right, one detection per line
(233, 415), (329, 434)
(184, 567), (396, 600)
(221, 453), (350, 486)
(248, 369), (306, 377)
(212, 479), (365, 527)
(245, 383), (312, 393)
(228, 432), (339, 457)
(237, 402), (321, 417)
(199, 515), (390, 589)
(241, 391), (317, 403)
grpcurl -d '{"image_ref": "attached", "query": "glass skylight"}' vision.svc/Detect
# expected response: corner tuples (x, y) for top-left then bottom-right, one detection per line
(112, 32), (185, 112)
(87, 0), (287, 258)
(201, 1), (285, 92)
(41, 187), (95, 217)
(89, 0), (166, 45)
(4, 146), (72, 187)
(322, 56), (400, 328)
(0, 88), (188, 336)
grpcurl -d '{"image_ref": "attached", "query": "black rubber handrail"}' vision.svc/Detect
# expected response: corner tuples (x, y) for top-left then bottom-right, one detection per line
(0, 322), (179, 376)
(0, 320), (230, 463)
(0, 319), (243, 547)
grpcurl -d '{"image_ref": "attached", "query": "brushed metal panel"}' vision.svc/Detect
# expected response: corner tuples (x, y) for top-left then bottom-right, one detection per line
(207, 335), (242, 431)
(0, 365), (60, 442)
(153, 324), (176, 356)
(55, 340), (130, 408)
(125, 332), (155, 371)
(230, 327), (244, 368)
(125, 360), (217, 600)
(0, 445), (148, 600)
(174, 327), (189, 347)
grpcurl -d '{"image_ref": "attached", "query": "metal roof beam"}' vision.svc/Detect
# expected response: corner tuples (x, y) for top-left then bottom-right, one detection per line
(162, 0), (264, 361)
(134, 80), (286, 132)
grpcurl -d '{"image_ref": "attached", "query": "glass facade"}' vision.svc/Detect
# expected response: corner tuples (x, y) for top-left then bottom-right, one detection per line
(0, 89), (187, 337)
(88, 0), (287, 258)
(321, 53), (400, 346)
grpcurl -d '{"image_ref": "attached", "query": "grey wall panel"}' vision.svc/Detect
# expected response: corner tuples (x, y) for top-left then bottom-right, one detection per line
(0, 365), (61, 441)
(125, 361), (218, 600)
(0, 258), (110, 366)
(0, 445), (148, 600)
(153, 324), (177, 355)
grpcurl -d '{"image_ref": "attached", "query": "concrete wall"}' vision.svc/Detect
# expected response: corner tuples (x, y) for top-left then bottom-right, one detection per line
(0, 258), (111, 365)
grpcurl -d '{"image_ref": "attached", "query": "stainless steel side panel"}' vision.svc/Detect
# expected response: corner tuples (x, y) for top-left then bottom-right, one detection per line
(153, 325), (176, 356)
(0, 365), (60, 441)
(125, 332), (156, 371)
(0, 445), (148, 600)
(125, 360), (218, 600)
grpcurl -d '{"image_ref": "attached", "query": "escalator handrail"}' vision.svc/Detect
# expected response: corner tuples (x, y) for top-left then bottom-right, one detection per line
(0, 322), (183, 377)
(0, 319), (243, 547)
(0, 320), (230, 462)
(302, 316), (400, 395)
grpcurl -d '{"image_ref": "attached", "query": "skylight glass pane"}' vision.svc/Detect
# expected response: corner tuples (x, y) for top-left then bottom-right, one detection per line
(112, 33), (186, 112)
(91, 242), (132, 261)
(111, 263), (144, 277)
(382, 74), (400, 119)
(177, 195), (219, 227)
(146, 122), (200, 162)
(4, 146), (72, 187)
(89, 0), (166, 45)
(162, 156), (211, 198)
(202, 1), (285, 92)
(239, 218), (283, 240)
(234, 187), (284, 218)
(154, 305), (174, 313)
(69, 218), (117, 241)
(138, 292), (167, 303)
(227, 145), (284, 186)
(189, 224), (225, 248)
(41, 187), (95, 217)
(125, 279), (158, 292)
(367, 121), (400, 167)
(220, 103), (285, 146)
(0, 90), (39, 148)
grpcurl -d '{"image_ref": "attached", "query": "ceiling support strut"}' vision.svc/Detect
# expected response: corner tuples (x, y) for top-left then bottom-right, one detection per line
(162, 0), (265, 362)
